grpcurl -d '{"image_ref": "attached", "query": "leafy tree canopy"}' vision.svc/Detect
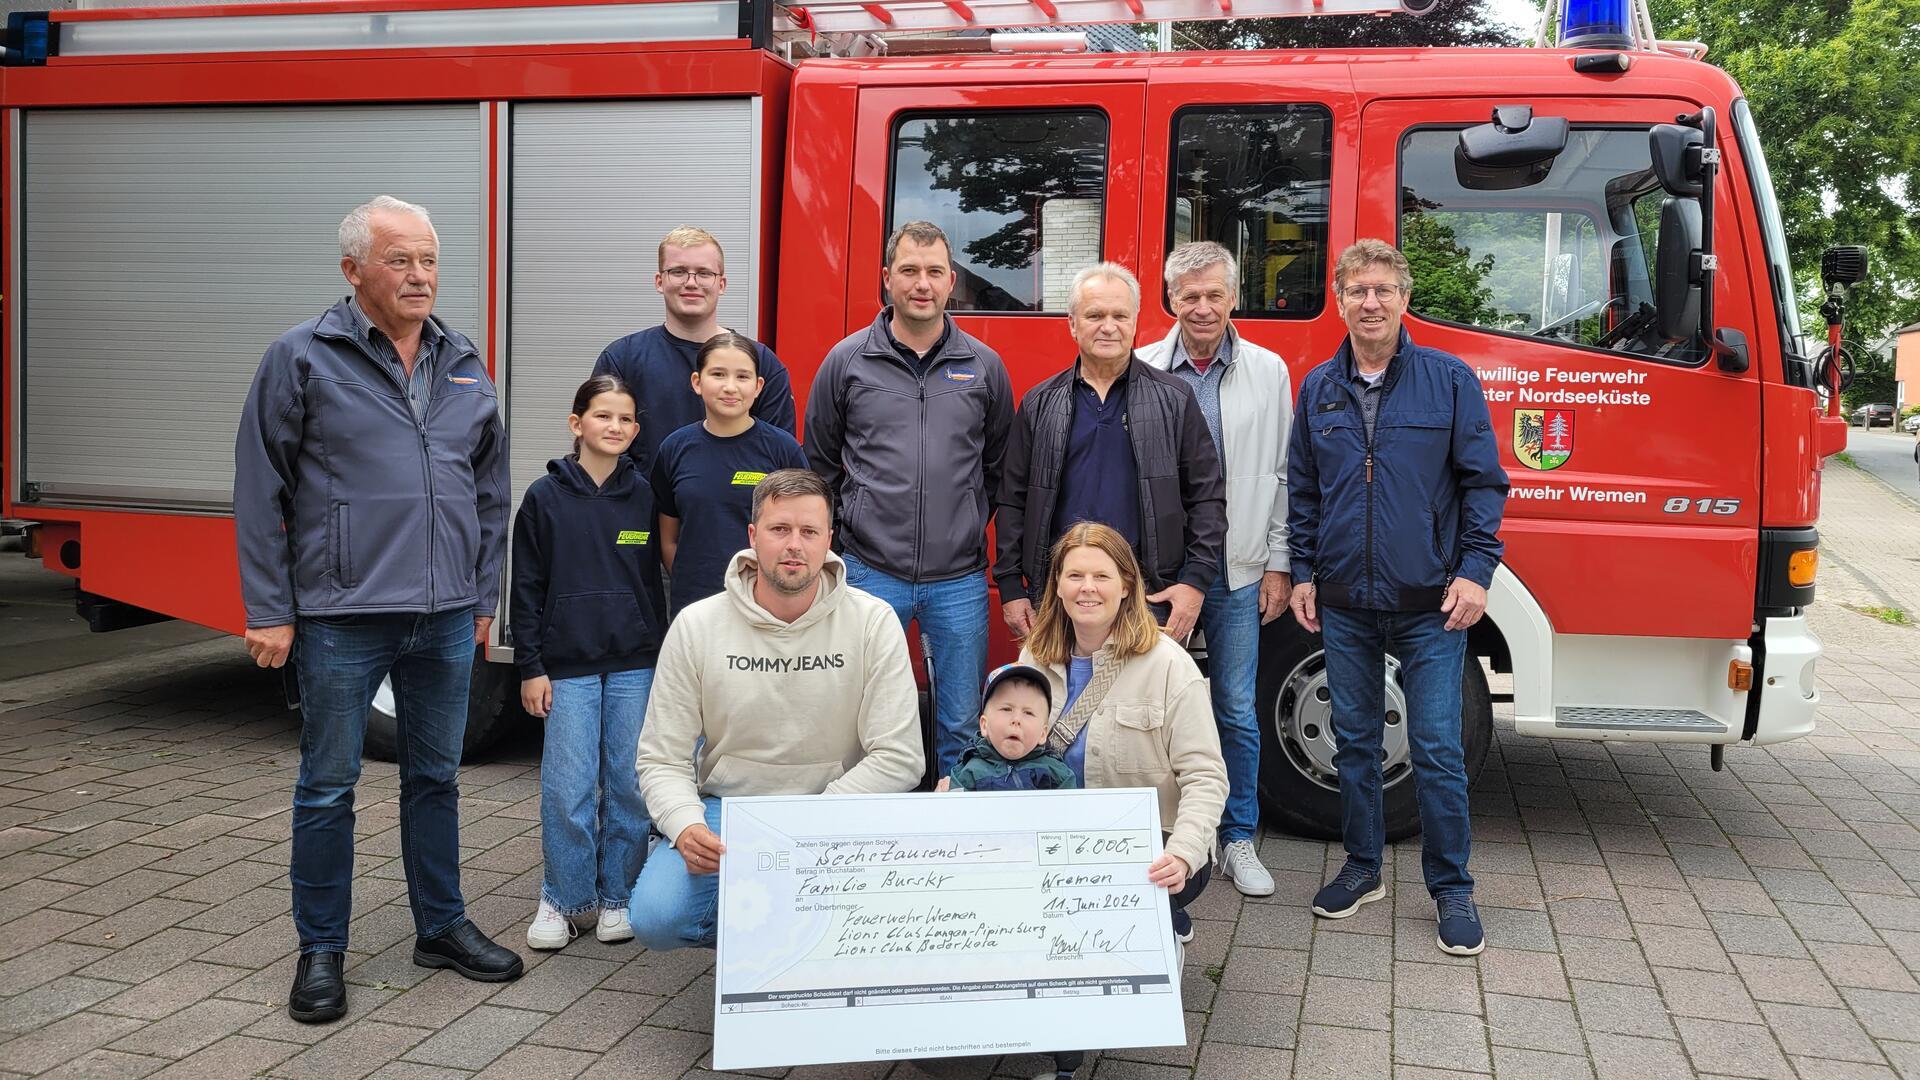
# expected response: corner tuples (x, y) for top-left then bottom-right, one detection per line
(1840, 345), (1897, 411)
(1168, 0), (1520, 50)
(1647, 0), (1918, 349)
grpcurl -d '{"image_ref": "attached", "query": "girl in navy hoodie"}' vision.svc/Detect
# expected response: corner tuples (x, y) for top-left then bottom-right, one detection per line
(512, 373), (667, 951)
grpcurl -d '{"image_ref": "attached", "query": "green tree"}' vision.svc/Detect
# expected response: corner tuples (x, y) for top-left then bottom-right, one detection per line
(1840, 346), (1896, 411)
(1401, 212), (1509, 326)
(1647, 0), (1919, 345)
(1170, 0), (1520, 50)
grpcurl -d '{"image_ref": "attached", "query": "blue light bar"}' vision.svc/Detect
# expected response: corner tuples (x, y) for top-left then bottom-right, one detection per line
(1559, 0), (1632, 48)
(3, 12), (52, 66)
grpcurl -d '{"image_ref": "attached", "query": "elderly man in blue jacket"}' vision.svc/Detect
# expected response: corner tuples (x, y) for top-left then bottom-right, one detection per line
(235, 196), (520, 1026)
(1286, 238), (1509, 957)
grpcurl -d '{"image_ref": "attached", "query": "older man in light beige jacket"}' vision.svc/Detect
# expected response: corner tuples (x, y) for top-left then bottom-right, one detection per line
(1139, 240), (1292, 899)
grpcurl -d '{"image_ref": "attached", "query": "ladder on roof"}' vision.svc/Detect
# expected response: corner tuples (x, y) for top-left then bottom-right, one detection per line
(28, 0), (1424, 65)
(778, 0), (1418, 38)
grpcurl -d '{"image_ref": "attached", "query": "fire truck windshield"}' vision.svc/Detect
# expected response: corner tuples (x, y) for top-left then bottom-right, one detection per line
(1399, 125), (1705, 366)
(1732, 98), (1810, 381)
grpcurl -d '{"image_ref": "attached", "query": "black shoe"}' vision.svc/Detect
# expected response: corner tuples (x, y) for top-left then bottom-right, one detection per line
(413, 919), (525, 982)
(1311, 863), (1386, 919)
(1436, 895), (1487, 956)
(287, 951), (347, 1024)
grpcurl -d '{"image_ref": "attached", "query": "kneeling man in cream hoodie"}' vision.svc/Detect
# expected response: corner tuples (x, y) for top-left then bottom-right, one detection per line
(631, 468), (923, 949)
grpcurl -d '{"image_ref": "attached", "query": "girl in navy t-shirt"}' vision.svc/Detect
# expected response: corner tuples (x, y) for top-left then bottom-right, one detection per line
(649, 332), (807, 616)
(511, 374), (666, 951)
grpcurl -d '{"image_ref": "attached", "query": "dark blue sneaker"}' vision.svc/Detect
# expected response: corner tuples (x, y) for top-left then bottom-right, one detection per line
(1171, 907), (1194, 944)
(1311, 863), (1385, 919)
(1436, 895), (1485, 956)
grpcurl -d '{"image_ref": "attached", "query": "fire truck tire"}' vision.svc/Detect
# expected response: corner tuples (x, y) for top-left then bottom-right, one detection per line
(362, 659), (526, 763)
(1253, 617), (1494, 842)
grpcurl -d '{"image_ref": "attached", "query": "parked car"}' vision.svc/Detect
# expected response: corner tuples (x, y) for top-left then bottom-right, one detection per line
(1853, 402), (1896, 428)
(1902, 412), (1920, 434)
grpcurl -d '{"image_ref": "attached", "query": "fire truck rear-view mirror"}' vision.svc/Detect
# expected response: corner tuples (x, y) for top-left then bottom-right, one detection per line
(1649, 123), (1705, 197)
(1655, 196), (1703, 344)
(1455, 106), (1568, 189)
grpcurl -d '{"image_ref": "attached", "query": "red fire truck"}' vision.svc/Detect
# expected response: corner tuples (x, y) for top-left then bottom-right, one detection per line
(0, 0), (1853, 839)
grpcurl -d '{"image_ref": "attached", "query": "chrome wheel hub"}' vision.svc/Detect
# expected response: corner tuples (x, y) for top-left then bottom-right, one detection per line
(1273, 650), (1412, 792)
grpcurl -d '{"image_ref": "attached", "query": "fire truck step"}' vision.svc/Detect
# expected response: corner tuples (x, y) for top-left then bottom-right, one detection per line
(1553, 707), (1728, 734)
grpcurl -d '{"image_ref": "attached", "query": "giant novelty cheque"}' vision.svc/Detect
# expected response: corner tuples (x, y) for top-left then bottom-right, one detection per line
(713, 789), (1187, 1070)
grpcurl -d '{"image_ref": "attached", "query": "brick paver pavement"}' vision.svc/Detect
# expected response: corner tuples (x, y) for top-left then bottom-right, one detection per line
(1819, 459), (1920, 617)
(1, 500), (1916, 1078)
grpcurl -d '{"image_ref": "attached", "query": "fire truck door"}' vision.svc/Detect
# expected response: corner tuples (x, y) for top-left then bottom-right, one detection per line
(1358, 96), (1764, 641)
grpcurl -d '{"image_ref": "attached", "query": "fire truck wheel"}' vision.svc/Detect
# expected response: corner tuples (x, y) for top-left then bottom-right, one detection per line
(1253, 617), (1494, 842)
(362, 660), (526, 763)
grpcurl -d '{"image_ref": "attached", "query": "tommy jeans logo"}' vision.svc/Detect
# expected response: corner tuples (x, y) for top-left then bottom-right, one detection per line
(725, 654), (846, 673)
(731, 471), (768, 486)
(615, 530), (651, 545)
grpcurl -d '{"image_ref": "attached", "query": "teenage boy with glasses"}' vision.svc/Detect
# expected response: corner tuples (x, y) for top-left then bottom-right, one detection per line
(593, 226), (796, 475)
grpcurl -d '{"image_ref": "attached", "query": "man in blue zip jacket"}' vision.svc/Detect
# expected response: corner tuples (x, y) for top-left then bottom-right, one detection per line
(1286, 239), (1508, 957)
(235, 196), (521, 1026)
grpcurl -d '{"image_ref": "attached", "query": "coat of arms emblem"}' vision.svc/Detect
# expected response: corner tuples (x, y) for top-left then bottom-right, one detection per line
(1514, 409), (1573, 470)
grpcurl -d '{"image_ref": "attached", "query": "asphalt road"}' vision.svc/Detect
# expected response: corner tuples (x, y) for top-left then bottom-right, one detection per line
(1842, 425), (1920, 506)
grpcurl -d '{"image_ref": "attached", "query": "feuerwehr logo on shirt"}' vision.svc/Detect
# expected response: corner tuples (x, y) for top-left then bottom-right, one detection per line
(615, 530), (651, 546)
(725, 654), (846, 673)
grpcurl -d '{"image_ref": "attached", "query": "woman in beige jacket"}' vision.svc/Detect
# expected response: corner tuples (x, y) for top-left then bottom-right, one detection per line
(1018, 521), (1229, 947)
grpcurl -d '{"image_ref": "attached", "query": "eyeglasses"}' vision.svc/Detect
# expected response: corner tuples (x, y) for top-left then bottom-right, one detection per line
(663, 268), (720, 284)
(1340, 284), (1404, 303)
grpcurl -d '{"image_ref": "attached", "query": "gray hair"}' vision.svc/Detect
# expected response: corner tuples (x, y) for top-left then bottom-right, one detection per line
(1163, 241), (1239, 293)
(750, 468), (832, 523)
(1333, 238), (1413, 293)
(339, 196), (437, 263)
(1068, 262), (1142, 316)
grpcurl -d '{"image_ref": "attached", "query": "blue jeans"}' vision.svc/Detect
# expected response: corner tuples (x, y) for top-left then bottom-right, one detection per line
(840, 553), (989, 777)
(291, 609), (474, 954)
(1201, 578), (1261, 844)
(1319, 605), (1474, 899)
(629, 796), (723, 950)
(541, 667), (653, 915)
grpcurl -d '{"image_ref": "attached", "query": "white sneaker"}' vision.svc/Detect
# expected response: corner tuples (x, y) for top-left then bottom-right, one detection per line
(596, 907), (635, 944)
(526, 900), (576, 950)
(1220, 839), (1276, 897)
